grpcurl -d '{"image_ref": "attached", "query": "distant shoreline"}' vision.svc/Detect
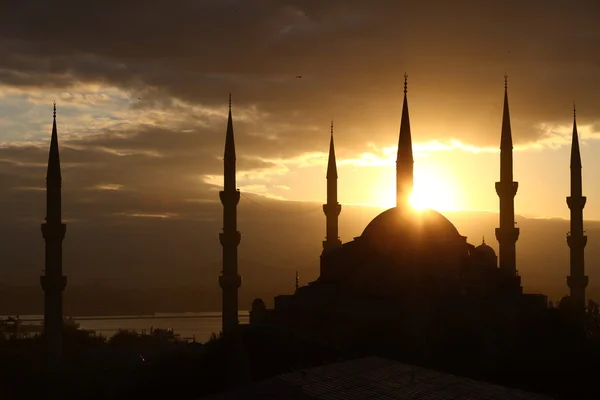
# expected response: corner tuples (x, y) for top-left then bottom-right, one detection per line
(3, 311), (250, 322)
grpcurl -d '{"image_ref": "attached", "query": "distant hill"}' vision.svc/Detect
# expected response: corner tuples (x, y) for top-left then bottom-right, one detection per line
(0, 193), (598, 313)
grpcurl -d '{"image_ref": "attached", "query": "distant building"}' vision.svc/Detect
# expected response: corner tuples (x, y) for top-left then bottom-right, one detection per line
(248, 75), (549, 347)
(205, 356), (553, 400)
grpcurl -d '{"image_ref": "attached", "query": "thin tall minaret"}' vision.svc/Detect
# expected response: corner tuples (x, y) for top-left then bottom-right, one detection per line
(322, 121), (342, 251)
(494, 75), (520, 285)
(40, 103), (67, 372)
(566, 104), (588, 310)
(219, 94), (242, 337)
(397, 73), (414, 207)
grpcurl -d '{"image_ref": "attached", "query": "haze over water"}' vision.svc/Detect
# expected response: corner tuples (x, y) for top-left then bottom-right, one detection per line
(7, 312), (249, 343)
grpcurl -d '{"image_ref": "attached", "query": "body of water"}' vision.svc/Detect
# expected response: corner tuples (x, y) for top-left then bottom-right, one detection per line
(2, 312), (249, 343)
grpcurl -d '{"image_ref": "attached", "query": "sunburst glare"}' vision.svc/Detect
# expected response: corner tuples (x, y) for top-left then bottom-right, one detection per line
(374, 168), (460, 212)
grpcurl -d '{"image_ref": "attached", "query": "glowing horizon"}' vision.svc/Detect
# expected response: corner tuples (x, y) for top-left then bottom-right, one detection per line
(2, 78), (600, 221)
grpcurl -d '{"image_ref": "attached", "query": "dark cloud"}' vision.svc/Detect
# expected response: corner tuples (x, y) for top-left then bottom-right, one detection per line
(0, 0), (599, 149)
(0, 114), (305, 229)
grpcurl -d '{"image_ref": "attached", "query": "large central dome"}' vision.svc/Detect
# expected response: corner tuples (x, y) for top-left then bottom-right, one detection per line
(361, 206), (463, 242)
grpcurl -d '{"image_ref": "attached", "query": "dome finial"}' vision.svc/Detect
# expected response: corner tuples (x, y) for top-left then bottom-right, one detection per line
(482, 236), (485, 244)
(403, 72), (408, 94)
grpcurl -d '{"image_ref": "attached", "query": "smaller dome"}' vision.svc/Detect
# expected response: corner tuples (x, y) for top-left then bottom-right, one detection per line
(252, 298), (266, 310)
(475, 238), (496, 258)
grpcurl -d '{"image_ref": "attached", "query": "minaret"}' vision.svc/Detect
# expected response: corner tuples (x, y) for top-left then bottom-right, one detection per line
(40, 102), (67, 372)
(494, 75), (521, 288)
(219, 94), (242, 337)
(322, 121), (342, 251)
(397, 73), (414, 207)
(566, 104), (588, 310)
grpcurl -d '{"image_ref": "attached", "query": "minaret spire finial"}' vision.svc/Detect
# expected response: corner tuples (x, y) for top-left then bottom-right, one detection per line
(574, 102), (576, 119)
(504, 73), (508, 90)
(53, 101), (56, 119)
(326, 121), (337, 179)
(404, 73), (408, 94)
(228, 93), (232, 111)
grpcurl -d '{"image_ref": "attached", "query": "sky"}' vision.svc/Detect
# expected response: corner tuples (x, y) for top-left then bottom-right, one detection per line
(2, 0), (600, 230)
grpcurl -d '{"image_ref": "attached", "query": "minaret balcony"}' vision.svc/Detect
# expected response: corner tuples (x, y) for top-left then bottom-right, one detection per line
(40, 275), (67, 292)
(323, 203), (342, 216)
(567, 275), (589, 289)
(494, 227), (520, 242)
(219, 231), (241, 246)
(495, 181), (518, 197)
(219, 274), (242, 289)
(41, 222), (67, 240)
(322, 238), (342, 250)
(567, 235), (587, 248)
(219, 190), (240, 206)
(566, 196), (587, 210)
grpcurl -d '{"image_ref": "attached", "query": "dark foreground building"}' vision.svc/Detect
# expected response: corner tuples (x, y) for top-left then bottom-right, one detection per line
(205, 356), (554, 400)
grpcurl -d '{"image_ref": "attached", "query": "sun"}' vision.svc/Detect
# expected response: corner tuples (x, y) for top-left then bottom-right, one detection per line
(409, 191), (429, 211)
(409, 169), (459, 211)
(373, 168), (460, 212)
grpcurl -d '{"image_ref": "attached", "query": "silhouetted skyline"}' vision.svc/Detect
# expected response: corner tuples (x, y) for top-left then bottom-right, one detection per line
(4, 3), (600, 399)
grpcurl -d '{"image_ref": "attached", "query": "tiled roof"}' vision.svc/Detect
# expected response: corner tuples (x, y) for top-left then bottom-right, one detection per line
(204, 356), (554, 400)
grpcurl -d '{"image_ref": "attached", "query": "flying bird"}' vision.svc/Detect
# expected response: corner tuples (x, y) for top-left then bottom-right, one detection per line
(296, 76), (302, 79)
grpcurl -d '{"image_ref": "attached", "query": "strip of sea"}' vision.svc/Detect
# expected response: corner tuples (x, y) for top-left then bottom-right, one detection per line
(1, 311), (250, 343)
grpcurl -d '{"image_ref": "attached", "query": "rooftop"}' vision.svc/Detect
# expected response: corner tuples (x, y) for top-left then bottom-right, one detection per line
(205, 356), (554, 400)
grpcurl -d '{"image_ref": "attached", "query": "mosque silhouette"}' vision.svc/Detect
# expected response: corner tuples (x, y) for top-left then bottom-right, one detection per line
(216, 75), (588, 347)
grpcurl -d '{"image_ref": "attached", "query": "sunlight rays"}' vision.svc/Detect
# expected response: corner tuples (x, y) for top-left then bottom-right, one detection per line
(374, 167), (460, 212)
